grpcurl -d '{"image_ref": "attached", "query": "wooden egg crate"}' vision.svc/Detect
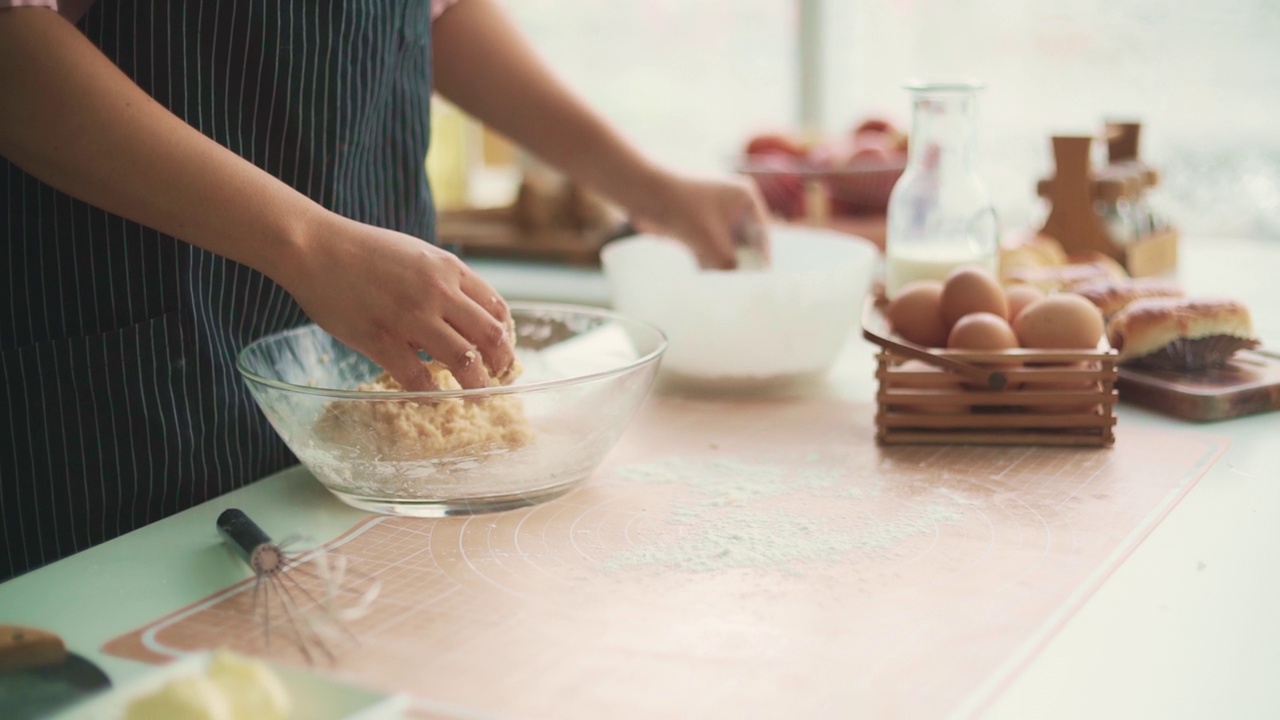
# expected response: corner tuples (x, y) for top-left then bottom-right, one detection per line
(874, 351), (1119, 446)
(864, 301), (1119, 447)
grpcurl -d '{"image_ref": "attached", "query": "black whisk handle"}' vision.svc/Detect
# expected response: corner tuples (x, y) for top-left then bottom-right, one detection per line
(217, 508), (273, 565)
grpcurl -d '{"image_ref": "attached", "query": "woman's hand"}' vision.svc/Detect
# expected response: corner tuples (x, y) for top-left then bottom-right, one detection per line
(432, 0), (770, 270)
(0, 8), (513, 393)
(0, 8), (512, 393)
(279, 215), (515, 392)
(631, 173), (772, 270)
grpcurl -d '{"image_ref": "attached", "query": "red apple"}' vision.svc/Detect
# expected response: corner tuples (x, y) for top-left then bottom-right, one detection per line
(853, 117), (897, 136)
(744, 132), (806, 159)
(847, 145), (894, 166)
(851, 116), (908, 159)
(845, 132), (900, 167)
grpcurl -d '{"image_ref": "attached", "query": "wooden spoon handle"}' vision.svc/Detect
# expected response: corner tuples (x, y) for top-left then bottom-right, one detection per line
(861, 300), (1008, 390)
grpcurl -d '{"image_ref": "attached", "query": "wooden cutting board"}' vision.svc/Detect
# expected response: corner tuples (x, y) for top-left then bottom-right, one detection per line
(1117, 349), (1280, 421)
(438, 206), (619, 267)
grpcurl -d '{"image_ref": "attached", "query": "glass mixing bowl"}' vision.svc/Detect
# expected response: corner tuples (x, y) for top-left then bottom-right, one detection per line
(237, 303), (666, 516)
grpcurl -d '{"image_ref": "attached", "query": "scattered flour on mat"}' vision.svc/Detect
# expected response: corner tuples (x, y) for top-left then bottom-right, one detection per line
(604, 455), (963, 574)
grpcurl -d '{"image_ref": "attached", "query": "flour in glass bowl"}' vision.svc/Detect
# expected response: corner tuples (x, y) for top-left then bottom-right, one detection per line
(602, 455), (964, 574)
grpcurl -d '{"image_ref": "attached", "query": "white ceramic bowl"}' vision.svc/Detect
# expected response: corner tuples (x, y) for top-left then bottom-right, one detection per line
(600, 225), (877, 385)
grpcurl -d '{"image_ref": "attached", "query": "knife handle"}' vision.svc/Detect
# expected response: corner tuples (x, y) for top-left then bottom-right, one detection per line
(0, 624), (68, 674)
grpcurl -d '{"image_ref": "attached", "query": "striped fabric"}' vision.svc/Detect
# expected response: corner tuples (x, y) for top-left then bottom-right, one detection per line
(1, 0), (436, 581)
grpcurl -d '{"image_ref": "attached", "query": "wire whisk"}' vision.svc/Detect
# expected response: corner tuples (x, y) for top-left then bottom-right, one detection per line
(216, 508), (380, 664)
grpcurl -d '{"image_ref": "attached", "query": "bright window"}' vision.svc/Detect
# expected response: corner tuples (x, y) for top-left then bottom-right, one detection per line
(502, 0), (1280, 240)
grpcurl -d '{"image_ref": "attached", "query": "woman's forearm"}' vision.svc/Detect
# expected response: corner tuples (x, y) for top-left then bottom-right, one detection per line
(0, 8), (326, 285)
(431, 0), (675, 218)
(0, 8), (527, 390)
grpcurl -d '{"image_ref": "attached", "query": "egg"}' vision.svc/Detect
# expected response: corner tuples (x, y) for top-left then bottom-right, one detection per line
(947, 312), (1022, 392)
(886, 280), (949, 347)
(1013, 293), (1105, 349)
(947, 312), (1019, 351)
(952, 310), (1018, 389)
(1006, 284), (1046, 322)
(941, 265), (1009, 327)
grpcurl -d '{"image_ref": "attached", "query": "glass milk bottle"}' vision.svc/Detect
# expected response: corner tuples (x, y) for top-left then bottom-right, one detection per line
(885, 81), (999, 297)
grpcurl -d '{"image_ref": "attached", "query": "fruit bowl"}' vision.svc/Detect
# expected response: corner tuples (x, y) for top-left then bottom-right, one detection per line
(237, 303), (667, 516)
(738, 157), (905, 217)
(738, 119), (909, 218)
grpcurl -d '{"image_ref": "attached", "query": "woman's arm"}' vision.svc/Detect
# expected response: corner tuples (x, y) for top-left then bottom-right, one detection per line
(0, 8), (316, 281)
(432, 0), (768, 269)
(0, 8), (512, 389)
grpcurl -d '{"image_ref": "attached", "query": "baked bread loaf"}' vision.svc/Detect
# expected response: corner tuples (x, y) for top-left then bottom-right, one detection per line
(1073, 277), (1185, 317)
(1065, 251), (1128, 279)
(998, 232), (1068, 281)
(1106, 297), (1260, 370)
(1004, 260), (1128, 293)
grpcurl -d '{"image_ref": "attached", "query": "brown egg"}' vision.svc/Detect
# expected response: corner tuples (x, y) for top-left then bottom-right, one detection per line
(947, 312), (1022, 392)
(947, 312), (1019, 351)
(1013, 293), (1105, 349)
(886, 280), (949, 347)
(941, 265), (1009, 327)
(1006, 284), (1046, 322)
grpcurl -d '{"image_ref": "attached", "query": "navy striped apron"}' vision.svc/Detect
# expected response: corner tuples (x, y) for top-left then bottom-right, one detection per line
(1, 0), (436, 580)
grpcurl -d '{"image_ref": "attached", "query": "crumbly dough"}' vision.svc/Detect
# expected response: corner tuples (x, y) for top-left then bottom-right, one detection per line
(314, 354), (532, 461)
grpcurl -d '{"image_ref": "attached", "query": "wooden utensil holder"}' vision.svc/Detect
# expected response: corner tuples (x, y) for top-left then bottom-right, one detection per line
(1036, 122), (1177, 277)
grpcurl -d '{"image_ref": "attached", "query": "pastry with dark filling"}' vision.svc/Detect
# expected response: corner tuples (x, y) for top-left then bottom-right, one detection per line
(1107, 297), (1260, 370)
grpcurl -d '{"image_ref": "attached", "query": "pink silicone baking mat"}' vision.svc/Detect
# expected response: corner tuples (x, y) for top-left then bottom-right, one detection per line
(105, 396), (1225, 719)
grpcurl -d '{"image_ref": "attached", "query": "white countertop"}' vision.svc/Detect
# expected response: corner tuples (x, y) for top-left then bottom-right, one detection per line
(480, 238), (1280, 719)
(2, 236), (1277, 719)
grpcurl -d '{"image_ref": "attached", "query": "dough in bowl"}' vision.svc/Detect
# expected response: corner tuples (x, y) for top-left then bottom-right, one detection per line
(313, 353), (533, 461)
